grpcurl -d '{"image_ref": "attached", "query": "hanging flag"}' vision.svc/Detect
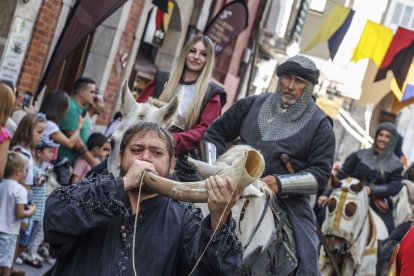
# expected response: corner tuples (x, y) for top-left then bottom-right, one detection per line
(155, 1), (174, 29)
(351, 20), (393, 67)
(204, 1), (249, 55)
(304, 3), (354, 57)
(36, 0), (128, 97)
(153, 2), (174, 46)
(328, 9), (354, 59)
(152, 0), (169, 13)
(391, 63), (414, 101)
(162, 2), (174, 32)
(375, 27), (414, 90)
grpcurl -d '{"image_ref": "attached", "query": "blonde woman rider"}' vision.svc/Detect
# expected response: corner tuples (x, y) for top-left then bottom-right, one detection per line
(137, 34), (226, 181)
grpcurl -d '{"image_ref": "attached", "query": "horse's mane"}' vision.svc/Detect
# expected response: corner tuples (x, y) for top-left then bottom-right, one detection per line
(258, 181), (275, 200)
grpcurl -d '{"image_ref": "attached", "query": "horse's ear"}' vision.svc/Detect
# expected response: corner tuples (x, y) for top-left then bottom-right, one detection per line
(350, 182), (364, 193)
(121, 80), (137, 116)
(158, 96), (178, 127)
(331, 175), (342, 188)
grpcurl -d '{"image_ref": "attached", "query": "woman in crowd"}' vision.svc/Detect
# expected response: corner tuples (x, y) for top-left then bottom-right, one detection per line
(0, 82), (14, 178)
(336, 122), (403, 234)
(39, 90), (83, 155)
(137, 34), (226, 181)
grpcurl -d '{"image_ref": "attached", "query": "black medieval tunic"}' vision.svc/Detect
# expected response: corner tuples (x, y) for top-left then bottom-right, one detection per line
(204, 93), (336, 275)
(44, 174), (242, 275)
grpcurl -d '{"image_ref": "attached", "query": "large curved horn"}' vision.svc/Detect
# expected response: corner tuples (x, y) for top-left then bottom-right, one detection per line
(144, 148), (265, 202)
(186, 158), (219, 178)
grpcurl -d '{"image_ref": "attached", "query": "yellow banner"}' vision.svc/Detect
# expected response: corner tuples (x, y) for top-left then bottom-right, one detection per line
(351, 20), (393, 67)
(304, 3), (351, 52)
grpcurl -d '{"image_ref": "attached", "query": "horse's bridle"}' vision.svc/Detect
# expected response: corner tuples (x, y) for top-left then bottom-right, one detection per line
(239, 196), (270, 251)
(332, 208), (369, 256)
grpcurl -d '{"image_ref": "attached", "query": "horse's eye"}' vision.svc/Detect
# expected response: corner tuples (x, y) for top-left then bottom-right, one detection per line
(328, 198), (337, 213)
(344, 202), (357, 217)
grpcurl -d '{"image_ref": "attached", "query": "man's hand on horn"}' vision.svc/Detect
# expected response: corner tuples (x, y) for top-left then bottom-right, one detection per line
(123, 159), (157, 192)
(262, 175), (279, 194)
(206, 176), (241, 230)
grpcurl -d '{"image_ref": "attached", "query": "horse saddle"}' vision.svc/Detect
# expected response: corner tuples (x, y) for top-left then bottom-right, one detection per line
(242, 201), (297, 276)
(242, 230), (297, 276)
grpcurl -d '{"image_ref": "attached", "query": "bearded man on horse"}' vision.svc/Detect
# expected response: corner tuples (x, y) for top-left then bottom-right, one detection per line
(204, 55), (335, 275)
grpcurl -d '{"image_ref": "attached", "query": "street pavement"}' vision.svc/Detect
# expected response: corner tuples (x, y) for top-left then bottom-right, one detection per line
(15, 261), (54, 276)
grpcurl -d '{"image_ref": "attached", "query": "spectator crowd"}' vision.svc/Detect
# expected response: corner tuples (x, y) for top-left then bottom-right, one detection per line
(0, 78), (110, 275)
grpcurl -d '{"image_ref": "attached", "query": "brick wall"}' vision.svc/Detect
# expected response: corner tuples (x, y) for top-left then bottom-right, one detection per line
(96, 0), (144, 126)
(17, 0), (61, 94)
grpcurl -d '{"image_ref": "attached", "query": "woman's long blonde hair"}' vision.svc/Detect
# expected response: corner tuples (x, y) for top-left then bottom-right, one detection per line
(0, 83), (15, 127)
(158, 35), (215, 129)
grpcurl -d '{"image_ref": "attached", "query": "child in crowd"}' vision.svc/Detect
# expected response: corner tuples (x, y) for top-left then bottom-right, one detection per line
(71, 133), (109, 184)
(9, 113), (46, 268)
(10, 113), (47, 193)
(27, 137), (58, 265)
(0, 152), (36, 276)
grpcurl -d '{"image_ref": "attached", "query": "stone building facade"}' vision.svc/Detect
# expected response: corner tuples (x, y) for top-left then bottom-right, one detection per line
(0, 0), (269, 132)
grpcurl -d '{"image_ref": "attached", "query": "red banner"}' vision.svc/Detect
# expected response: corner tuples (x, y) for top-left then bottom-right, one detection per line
(204, 1), (249, 55)
(36, 0), (128, 97)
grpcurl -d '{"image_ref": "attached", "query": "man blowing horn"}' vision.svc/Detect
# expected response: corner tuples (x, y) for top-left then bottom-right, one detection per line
(44, 122), (243, 275)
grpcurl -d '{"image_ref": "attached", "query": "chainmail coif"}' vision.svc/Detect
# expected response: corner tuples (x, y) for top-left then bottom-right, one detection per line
(258, 55), (319, 141)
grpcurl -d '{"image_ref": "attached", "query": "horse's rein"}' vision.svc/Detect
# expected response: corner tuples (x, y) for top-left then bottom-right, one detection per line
(188, 185), (236, 276)
(131, 170), (236, 276)
(240, 197), (270, 251)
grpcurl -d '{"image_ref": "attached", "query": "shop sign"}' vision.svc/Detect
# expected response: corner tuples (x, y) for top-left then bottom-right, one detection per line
(0, 17), (33, 86)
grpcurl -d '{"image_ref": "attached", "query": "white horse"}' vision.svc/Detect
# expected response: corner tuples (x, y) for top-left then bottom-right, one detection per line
(393, 179), (414, 227)
(187, 145), (277, 257)
(320, 177), (389, 276)
(186, 146), (297, 274)
(107, 81), (178, 176)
